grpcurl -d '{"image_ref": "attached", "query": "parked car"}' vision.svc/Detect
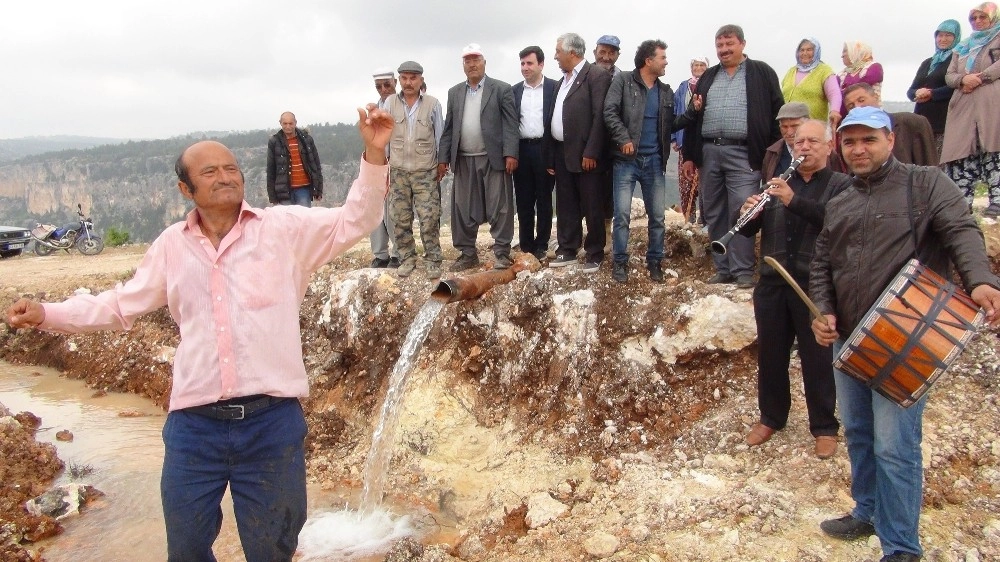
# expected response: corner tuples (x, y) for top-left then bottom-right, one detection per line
(0, 225), (31, 258)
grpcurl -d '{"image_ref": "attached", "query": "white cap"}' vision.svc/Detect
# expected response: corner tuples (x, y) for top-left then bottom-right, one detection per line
(372, 67), (395, 79)
(461, 43), (484, 58)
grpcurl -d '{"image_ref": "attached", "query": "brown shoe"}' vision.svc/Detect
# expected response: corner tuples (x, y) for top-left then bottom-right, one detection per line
(746, 423), (776, 446)
(815, 436), (838, 459)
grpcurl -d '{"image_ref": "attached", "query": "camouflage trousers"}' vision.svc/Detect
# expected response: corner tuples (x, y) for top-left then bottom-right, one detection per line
(389, 167), (442, 263)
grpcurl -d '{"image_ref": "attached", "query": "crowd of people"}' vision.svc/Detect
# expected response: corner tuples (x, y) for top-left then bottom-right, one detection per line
(4, 4), (1000, 562)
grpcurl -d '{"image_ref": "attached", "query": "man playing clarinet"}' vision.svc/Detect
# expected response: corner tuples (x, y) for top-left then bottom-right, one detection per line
(738, 119), (851, 458)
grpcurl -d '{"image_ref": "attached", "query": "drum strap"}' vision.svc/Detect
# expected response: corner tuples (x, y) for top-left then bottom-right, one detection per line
(905, 170), (920, 262)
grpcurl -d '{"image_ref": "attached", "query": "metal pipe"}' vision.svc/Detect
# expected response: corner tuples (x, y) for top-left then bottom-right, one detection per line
(431, 253), (540, 303)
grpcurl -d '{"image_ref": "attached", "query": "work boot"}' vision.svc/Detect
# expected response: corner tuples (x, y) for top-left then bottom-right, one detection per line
(426, 261), (442, 280)
(396, 259), (416, 278)
(450, 254), (481, 272)
(648, 260), (664, 283)
(612, 260), (628, 283)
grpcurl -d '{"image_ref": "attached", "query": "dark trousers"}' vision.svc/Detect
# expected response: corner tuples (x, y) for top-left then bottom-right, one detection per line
(513, 140), (555, 253)
(752, 282), (839, 437)
(552, 141), (606, 263)
(161, 398), (307, 562)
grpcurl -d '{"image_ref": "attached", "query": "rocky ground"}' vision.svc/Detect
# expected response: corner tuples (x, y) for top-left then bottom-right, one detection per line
(1, 210), (999, 562)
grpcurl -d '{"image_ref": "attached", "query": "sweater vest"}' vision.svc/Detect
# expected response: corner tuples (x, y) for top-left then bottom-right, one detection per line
(781, 63), (834, 120)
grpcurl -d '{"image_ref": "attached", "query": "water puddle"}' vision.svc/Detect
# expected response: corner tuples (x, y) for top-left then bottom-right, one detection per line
(0, 360), (456, 561)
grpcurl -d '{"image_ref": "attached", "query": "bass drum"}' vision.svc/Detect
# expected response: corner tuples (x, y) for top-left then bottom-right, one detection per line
(76, 236), (105, 256)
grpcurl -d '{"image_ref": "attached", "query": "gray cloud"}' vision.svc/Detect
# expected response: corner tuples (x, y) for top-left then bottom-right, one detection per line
(0, 0), (977, 139)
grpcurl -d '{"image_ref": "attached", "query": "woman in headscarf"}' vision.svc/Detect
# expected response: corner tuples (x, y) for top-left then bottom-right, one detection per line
(837, 41), (883, 116)
(907, 19), (962, 157)
(782, 38), (842, 128)
(942, 2), (1000, 217)
(672, 57), (709, 223)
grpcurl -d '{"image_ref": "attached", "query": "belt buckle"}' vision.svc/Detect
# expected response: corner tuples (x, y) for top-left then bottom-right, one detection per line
(220, 404), (245, 420)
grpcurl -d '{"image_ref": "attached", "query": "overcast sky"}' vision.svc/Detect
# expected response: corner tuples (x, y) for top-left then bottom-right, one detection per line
(0, 0), (980, 140)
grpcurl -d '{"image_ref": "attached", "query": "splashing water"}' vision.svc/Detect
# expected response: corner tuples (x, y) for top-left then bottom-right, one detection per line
(297, 509), (416, 561)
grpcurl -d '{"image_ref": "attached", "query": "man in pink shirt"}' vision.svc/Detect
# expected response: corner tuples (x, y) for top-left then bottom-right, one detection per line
(5, 104), (393, 562)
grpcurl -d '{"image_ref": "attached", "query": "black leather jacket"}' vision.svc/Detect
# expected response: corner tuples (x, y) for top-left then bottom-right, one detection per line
(603, 69), (677, 162)
(810, 157), (999, 339)
(266, 129), (323, 203)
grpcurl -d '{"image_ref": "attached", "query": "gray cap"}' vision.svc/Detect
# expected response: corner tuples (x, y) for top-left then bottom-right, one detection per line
(775, 102), (810, 121)
(397, 61), (424, 75)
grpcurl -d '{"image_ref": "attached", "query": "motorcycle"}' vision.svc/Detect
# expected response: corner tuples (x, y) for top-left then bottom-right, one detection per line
(31, 204), (105, 256)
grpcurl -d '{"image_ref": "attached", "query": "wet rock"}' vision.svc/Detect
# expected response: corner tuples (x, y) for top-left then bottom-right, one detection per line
(55, 430), (73, 442)
(583, 530), (619, 558)
(25, 483), (102, 520)
(525, 492), (568, 529)
(456, 533), (486, 559)
(384, 536), (423, 562)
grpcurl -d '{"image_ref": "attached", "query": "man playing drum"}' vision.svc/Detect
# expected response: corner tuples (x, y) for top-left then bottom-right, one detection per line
(810, 106), (1000, 562)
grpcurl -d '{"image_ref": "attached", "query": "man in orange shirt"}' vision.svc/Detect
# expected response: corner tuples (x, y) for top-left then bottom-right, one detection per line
(6, 105), (393, 562)
(266, 111), (324, 207)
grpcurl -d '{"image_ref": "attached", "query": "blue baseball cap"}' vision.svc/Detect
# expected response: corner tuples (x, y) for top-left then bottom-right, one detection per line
(596, 35), (621, 49)
(837, 106), (893, 132)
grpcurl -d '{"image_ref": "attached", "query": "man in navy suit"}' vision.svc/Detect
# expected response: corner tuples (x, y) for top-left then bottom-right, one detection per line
(438, 43), (520, 272)
(546, 32), (612, 272)
(512, 46), (558, 261)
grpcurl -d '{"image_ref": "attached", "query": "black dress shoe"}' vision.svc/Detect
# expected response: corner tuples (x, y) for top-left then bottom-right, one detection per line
(388, 257), (401, 268)
(820, 514), (875, 540)
(707, 273), (735, 284)
(880, 552), (921, 562)
(370, 257), (390, 268)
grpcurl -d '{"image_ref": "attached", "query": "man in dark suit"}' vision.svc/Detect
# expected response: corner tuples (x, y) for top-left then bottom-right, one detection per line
(843, 82), (938, 166)
(546, 32), (612, 272)
(438, 43), (520, 272)
(512, 46), (558, 261)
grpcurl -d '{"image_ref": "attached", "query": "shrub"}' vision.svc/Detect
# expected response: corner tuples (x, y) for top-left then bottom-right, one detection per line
(105, 226), (131, 246)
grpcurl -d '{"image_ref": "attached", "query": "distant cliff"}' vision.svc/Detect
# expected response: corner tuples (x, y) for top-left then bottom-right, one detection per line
(0, 124), (374, 242)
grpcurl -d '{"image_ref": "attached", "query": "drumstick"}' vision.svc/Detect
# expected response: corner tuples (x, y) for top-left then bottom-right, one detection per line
(763, 256), (831, 328)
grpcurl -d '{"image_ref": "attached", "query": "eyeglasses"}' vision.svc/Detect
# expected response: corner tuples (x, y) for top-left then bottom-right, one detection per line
(970, 13), (990, 21)
(375, 82), (395, 90)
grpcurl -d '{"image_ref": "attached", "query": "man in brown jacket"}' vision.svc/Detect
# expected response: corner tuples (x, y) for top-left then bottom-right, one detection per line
(843, 83), (937, 166)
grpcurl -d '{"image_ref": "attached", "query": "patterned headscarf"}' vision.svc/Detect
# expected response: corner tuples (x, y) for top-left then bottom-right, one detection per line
(795, 38), (823, 73)
(839, 41), (875, 79)
(954, 2), (1000, 71)
(930, 20), (963, 72)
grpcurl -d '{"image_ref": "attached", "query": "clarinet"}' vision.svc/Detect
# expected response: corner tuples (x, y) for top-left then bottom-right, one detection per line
(710, 156), (805, 256)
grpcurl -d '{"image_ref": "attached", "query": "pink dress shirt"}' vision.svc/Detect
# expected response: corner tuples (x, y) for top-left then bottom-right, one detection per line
(40, 158), (389, 411)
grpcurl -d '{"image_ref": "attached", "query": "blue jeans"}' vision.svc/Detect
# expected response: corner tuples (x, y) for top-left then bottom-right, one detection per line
(161, 398), (308, 562)
(284, 186), (313, 207)
(612, 154), (665, 263)
(833, 341), (925, 557)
